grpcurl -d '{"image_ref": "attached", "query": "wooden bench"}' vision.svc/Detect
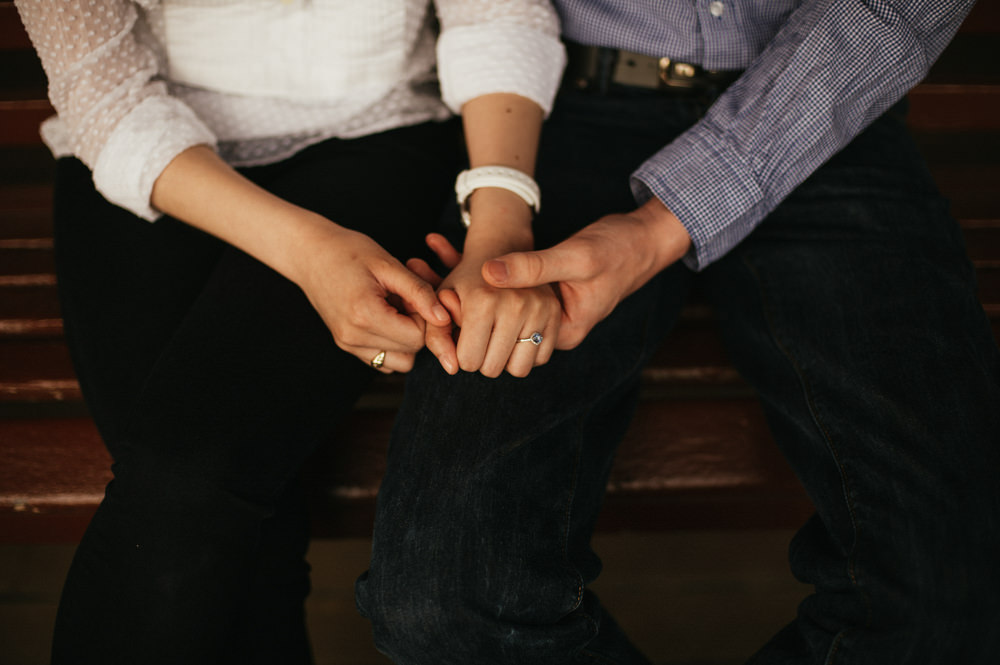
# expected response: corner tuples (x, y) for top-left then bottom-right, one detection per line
(2, 1), (998, 543)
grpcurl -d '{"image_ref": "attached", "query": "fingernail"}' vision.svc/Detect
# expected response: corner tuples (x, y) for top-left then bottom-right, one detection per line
(485, 260), (508, 283)
(432, 304), (449, 323)
(442, 356), (456, 374)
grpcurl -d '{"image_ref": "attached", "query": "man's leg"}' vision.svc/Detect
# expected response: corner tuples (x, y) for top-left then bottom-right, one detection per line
(357, 275), (687, 665)
(357, 90), (699, 665)
(702, 105), (1000, 663)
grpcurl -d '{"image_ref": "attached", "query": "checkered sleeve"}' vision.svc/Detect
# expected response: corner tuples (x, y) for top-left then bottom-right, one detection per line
(629, 0), (974, 270)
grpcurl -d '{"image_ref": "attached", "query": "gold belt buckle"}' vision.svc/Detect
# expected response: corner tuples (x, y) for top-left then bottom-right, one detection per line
(658, 57), (699, 89)
(610, 51), (703, 90)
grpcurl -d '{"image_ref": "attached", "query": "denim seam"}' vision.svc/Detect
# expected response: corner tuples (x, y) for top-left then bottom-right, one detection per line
(744, 257), (874, 661)
(556, 297), (661, 662)
(578, 646), (623, 665)
(561, 418), (587, 614)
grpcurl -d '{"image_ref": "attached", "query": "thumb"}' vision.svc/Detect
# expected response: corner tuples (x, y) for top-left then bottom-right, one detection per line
(482, 245), (583, 289)
(406, 257), (444, 288)
(377, 262), (451, 326)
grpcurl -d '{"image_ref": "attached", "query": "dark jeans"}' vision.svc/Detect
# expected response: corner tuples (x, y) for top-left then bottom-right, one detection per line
(49, 121), (461, 664)
(356, 89), (1000, 663)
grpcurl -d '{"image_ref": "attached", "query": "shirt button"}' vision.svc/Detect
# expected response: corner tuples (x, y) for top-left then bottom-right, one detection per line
(709, 1), (725, 18)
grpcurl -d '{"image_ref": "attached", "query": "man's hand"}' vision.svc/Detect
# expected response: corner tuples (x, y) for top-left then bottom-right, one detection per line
(480, 198), (692, 349)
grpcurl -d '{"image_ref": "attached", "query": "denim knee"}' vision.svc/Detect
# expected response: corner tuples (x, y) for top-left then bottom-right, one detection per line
(356, 545), (599, 665)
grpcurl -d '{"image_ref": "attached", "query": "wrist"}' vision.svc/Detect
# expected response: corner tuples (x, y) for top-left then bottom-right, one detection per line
(461, 230), (533, 264)
(276, 210), (348, 286)
(632, 196), (691, 273)
(463, 187), (535, 256)
(455, 166), (540, 229)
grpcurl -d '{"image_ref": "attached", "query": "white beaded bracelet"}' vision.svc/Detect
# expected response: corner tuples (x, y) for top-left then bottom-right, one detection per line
(454, 166), (541, 228)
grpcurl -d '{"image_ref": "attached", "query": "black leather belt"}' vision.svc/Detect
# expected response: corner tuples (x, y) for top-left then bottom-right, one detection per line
(563, 41), (742, 96)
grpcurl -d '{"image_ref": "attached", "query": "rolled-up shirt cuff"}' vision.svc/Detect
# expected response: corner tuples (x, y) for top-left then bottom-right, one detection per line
(437, 22), (566, 116)
(92, 96), (218, 221)
(630, 124), (764, 271)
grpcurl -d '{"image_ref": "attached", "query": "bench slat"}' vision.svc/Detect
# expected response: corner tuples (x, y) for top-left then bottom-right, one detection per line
(0, 2), (31, 51)
(0, 395), (815, 542)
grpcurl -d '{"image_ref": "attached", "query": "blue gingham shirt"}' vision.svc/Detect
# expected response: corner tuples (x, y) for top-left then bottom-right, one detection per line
(552, 0), (975, 269)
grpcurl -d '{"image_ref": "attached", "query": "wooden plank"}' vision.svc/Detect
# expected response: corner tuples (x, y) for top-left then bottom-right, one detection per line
(959, 3), (1000, 35)
(925, 34), (1000, 85)
(963, 220), (1000, 264)
(0, 340), (80, 401)
(0, 48), (46, 98)
(0, 244), (54, 276)
(0, 418), (110, 509)
(928, 163), (1000, 221)
(0, 100), (48, 146)
(0, 396), (809, 542)
(0, 2), (31, 51)
(908, 85), (1000, 131)
(0, 285), (62, 328)
(0, 182), (51, 210)
(0, 209), (52, 241)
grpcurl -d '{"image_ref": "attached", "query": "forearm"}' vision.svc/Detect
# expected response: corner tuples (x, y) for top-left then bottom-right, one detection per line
(460, 93), (544, 256)
(152, 144), (450, 368)
(150, 145), (335, 285)
(632, 0), (975, 270)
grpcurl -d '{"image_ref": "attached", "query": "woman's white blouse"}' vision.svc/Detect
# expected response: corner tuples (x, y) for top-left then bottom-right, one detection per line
(15, 0), (565, 220)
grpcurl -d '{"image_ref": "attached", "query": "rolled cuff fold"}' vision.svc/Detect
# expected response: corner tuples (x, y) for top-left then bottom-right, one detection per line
(92, 96), (218, 221)
(437, 22), (566, 116)
(631, 124), (764, 271)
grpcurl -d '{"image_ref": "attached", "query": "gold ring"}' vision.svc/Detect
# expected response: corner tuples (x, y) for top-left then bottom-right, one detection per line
(370, 350), (386, 370)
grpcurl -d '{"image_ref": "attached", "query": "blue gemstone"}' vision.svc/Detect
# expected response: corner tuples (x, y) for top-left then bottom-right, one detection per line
(530, 332), (543, 345)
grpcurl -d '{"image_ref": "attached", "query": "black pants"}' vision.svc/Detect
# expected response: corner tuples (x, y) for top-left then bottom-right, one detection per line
(50, 120), (460, 665)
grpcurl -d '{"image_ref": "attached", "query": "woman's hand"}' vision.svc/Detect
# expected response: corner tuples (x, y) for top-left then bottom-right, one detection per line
(151, 146), (451, 373)
(443, 253), (560, 378)
(411, 227), (560, 378)
(292, 223), (451, 373)
(408, 92), (553, 378)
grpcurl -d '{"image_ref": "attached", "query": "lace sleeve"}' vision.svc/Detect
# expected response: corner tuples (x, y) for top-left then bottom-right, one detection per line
(434, 0), (566, 115)
(14, 0), (215, 220)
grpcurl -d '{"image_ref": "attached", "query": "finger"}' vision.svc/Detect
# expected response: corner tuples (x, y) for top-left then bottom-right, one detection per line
(425, 233), (462, 269)
(479, 312), (523, 379)
(339, 325), (424, 356)
(532, 317), (559, 367)
(347, 348), (416, 374)
(338, 295), (426, 352)
(438, 289), (464, 328)
(374, 261), (451, 330)
(482, 244), (590, 290)
(406, 257), (444, 288)
(454, 301), (494, 374)
(424, 320), (458, 375)
(506, 327), (542, 378)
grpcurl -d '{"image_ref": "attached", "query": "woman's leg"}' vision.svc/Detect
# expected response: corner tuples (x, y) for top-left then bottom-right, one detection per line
(51, 121), (460, 664)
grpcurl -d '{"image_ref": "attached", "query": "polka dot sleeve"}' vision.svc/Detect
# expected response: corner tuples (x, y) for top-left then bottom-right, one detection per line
(435, 0), (566, 116)
(15, 0), (216, 220)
